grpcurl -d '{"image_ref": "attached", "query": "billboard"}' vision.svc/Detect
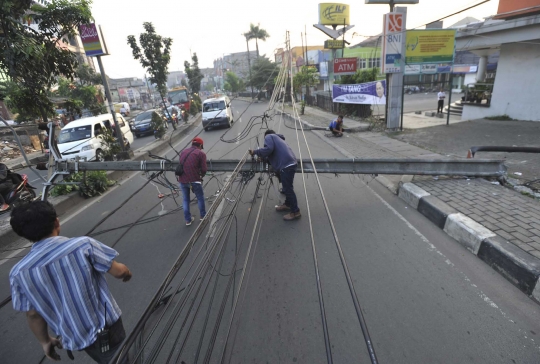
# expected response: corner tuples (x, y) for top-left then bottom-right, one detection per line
(381, 12), (405, 73)
(79, 23), (108, 57)
(405, 29), (456, 64)
(319, 3), (350, 26)
(333, 58), (357, 75)
(332, 80), (386, 105)
(365, 0), (418, 3)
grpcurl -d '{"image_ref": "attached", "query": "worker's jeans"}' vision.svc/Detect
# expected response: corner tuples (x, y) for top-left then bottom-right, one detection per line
(180, 182), (206, 222)
(280, 165), (299, 213)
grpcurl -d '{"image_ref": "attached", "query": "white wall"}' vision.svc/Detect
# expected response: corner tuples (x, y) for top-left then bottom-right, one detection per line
(462, 43), (540, 121)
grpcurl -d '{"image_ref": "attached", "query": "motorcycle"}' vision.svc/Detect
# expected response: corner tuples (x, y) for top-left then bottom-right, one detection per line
(180, 106), (189, 122)
(0, 163), (38, 213)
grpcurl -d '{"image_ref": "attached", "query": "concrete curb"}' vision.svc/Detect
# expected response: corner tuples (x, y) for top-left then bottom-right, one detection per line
(0, 115), (201, 249)
(306, 127), (540, 303)
(398, 182), (540, 303)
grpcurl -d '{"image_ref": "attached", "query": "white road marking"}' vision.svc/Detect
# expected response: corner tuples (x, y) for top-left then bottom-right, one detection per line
(365, 182), (540, 350)
(236, 132), (241, 145)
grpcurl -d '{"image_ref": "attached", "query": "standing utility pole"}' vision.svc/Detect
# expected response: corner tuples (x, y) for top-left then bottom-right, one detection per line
(96, 56), (125, 151)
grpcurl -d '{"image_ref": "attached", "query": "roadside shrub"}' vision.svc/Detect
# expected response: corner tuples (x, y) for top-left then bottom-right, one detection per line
(50, 171), (115, 198)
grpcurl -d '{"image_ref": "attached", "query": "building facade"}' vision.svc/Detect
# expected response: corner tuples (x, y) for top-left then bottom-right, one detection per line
(457, 0), (540, 121)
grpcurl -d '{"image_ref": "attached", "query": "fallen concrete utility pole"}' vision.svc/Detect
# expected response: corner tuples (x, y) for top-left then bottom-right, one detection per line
(58, 158), (507, 177)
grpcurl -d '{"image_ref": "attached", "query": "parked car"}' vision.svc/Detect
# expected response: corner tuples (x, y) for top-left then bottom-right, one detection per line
(57, 114), (133, 162)
(405, 86), (421, 95)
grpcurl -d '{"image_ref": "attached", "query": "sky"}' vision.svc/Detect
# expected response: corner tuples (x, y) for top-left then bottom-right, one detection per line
(91, 0), (500, 79)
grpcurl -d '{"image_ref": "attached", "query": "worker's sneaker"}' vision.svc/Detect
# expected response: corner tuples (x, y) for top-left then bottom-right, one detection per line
(186, 217), (195, 226)
(275, 204), (291, 212)
(283, 212), (301, 221)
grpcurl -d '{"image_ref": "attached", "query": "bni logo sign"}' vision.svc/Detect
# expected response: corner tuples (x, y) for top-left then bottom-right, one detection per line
(386, 13), (403, 33)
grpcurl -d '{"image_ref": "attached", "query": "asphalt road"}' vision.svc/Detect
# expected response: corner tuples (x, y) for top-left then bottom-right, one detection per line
(0, 100), (539, 363)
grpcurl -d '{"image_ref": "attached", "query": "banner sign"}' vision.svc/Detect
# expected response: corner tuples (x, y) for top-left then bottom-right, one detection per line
(320, 62), (329, 78)
(405, 29), (456, 64)
(79, 23), (108, 57)
(382, 13), (405, 73)
(319, 3), (350, 26)
(324, 39), (345, 49)
(405, 64), (454, 75)
(332, 80), (386, 105)
(333, 58), (357, 75)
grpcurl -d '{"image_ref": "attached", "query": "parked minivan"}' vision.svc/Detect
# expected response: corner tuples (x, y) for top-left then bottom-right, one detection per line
(114, 102), (131, 116)
(202, 96), (233, 131)
(57, 114), (134, 161)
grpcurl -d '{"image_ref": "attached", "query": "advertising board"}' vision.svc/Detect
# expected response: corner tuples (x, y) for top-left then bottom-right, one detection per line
(333, 58), (357, 75)
(79, 23), (108, 57)
(319, 3), (350, 26)
(381, 13), (405, 73)
(405, 29), (456, 64)
(332, 80), (386, 105)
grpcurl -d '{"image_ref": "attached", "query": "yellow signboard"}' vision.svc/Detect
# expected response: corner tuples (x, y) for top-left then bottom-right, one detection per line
(319, 3), (350, 26)
(405, 30), (456, 64)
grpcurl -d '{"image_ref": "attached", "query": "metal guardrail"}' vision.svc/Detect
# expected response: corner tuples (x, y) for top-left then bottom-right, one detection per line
(61, 158), (507, 177)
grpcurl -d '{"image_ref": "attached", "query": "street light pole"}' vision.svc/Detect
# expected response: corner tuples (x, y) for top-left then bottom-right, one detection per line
(96, 55), (125, 151)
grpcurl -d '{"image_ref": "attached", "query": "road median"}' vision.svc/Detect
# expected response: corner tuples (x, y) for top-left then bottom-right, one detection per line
(0, 114), (201, 249)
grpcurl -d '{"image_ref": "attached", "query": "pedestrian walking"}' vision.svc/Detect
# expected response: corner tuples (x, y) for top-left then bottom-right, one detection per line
(328, 115), (344, 137)
(177, 137), (207, 226)
(249, 130), (301, 221)
(437, 89), (446, 113)
(9, 201), (132, 363)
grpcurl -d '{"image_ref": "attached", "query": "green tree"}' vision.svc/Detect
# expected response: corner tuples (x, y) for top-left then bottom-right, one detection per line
(75, 64), (103, 86)
(0, 0), (92, 123)
(55, 64), (107, 117)
(184, 53), (203, 94)
(224, 71), (244, 94)
(293, 66), (319, 94)
(244, 23), (270, 58)
(127, 22), (173, 125)
(249, 57), (279, 91)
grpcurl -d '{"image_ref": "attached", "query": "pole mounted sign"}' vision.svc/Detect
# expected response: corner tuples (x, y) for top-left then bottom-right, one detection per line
(333, 57), (357, 75)
(381, 12), (405, 73)
(324, 39), (345, 49)
(318, 3), (350, 26)
(79, 23), (108, 57)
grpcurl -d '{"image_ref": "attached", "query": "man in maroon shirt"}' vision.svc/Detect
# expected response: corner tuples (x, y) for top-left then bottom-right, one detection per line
(177, 137), (207, 225)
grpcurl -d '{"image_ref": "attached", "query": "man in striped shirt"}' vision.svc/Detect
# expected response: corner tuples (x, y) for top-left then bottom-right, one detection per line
(9, 201), (132, 363)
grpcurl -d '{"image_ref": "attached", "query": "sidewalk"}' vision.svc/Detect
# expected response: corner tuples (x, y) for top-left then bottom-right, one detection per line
(301, 106), (540, 301)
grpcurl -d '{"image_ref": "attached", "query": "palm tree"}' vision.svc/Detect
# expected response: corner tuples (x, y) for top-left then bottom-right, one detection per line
(245, 23), (270, 58)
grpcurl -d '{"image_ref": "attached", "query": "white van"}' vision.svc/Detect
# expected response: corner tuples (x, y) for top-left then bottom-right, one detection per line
(114, 102), (130, 116)
(202, 96), (233, 131)
(57, 114), (134, 161)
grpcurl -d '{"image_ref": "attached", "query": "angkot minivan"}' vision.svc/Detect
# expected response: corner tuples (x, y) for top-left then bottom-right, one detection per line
(57, 114), (134, 162)
(202, 96), (233, 131)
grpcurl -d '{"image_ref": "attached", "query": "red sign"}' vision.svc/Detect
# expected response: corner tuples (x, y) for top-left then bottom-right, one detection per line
(333, 58), (357, 75)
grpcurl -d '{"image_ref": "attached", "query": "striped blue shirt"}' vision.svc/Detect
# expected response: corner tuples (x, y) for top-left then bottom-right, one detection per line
(9, 236), (122, 351)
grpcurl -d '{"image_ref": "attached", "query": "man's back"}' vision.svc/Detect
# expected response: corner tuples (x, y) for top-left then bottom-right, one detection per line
(178, 146), (207, 183)
(10, 236), (121, 351)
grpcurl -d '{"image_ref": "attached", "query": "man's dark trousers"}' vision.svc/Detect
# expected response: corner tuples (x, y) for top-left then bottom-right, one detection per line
(280, 165), (299, 213)
(437, 100), (444, 113)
